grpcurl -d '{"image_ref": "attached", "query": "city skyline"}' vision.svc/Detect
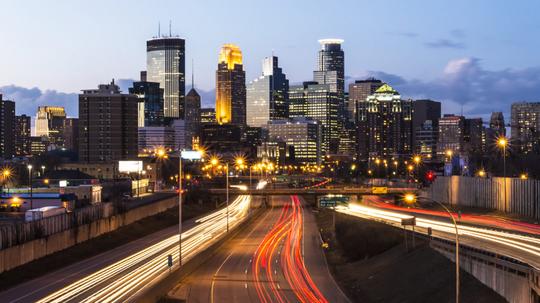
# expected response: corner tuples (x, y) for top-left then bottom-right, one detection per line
(1, 0), (540, 120)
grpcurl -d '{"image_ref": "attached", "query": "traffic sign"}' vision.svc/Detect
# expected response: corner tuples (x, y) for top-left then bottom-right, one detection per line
(372, 186), (388, 194)
(401, 217), (416, 226)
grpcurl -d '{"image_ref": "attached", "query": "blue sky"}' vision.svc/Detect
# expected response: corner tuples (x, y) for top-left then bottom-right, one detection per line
(1, 0), (540, 119)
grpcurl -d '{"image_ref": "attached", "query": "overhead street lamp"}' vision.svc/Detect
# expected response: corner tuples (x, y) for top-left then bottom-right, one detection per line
(27, 165), (33, 209)
(406, 196), (460, 303)
(497, 137), (508, 212)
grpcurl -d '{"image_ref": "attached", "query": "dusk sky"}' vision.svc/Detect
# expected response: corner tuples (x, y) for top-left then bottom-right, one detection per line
(1, 0), (540, 120)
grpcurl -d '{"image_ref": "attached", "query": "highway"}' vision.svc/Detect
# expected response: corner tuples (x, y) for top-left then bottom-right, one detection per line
(0, 195), (252, 303)
(179, 195), (350, 303)
(336, 199), (540, 270)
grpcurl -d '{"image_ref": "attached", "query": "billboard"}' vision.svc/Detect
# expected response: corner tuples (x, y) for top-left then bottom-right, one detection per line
(181, 150), (202, 160)
(119, 161), (143, 173)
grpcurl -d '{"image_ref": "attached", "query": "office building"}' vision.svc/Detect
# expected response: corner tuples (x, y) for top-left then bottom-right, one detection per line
(246, 56), (289, 127)
(437, 114), (465, 156)
(464, 118), (484, 154)
(257, 141), (289, 165)
(63, 118), (79, 153)
(15, 114), (31, 156)
(511, 102), (540, 154)
(288, 82), (340, 153)
(201, 123), (243, 155)
(30, 136), (49, 156)
(313, 39), (345, 122)
(184, 86), (201, 149)
(170, 119), (186, 151)
(129, 75), (164, 127)
(489, 112), (506, 137)
(412, 99), (441, 154)
(349, 78), (383, 122)
(0, 96), (15, 159)
(35, 106), (66, 147)
(215, 44), (246, 125)
(79, 80), (138, 163)
(267, 118), (322, 164)
(201, 108), (217, 124)
(357, 84), (413, 161)
(138, 126), (175, 152)
(146, 36), (185, 118)
(415, 120), (438, 159)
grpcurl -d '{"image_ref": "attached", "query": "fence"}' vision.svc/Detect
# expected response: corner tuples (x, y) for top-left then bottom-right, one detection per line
(0, 203), (115, 250)
(426, 176), (540, 220)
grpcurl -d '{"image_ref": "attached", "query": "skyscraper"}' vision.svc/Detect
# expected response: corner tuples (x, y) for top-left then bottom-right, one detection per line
(412, 99), (441, 155)
(288, 82), (340, 153)
(313, 39), (345, 121)
(79, 80), (138, 163)
(215, 44), (246, 125)
(437, 114), (465, 156)
(511, 102), (540, 154)
(349, 78), (383, 122)
(246, 56), (289, 127)
(0, 95), (15, 159)
(63, 118), (79, 153)
(184, 86), (201, 149)
(15, 114), (31, 157)
(35, 106), (66, 147)
(357, 84), (413, 161)
(129, 74), (164, 127)
(464, 118), (485, 155)
(146, 36), (185, 119)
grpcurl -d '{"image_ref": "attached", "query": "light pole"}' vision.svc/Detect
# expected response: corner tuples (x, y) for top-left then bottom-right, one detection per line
(407, 195), (460, 303)
(41, 165), (46, 177)
(497, 137), (508, 212)
(446, 150), (454, 205)
(413, 155), (421, 183)
(27, 165), (33, 209)
(1, 168), (11, 196)
(226, 163), (229, 232)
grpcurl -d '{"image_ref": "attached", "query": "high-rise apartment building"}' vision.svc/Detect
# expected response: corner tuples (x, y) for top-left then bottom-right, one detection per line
(0, 96), (15, 159)
(146, 37), (185, 118)
(15, 114), (31, 156)
(215, 44), (246, 125)
(349, 78), (383, 122)
(357, 84), (413, 161)
(35, 106), (66, 147)
(288, 82), (340, 153)
(246, 56), (289, 127)
(79, 80), (138, 163)
(511, 102), (540, 154)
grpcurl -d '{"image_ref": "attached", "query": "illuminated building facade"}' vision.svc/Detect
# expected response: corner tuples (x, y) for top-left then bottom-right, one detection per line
(15, 114), (31, 156)
(511, 102), (540, 154)
(246, 56), (289, 127)
(267, 118), (322, 164)
(349, 78), (383, 122)
(146, 37), (185, 119)
(313, 39), (345, 119)
(201, 108), (216, 124)
(288, 82), (340, 154)
(35, 106), (66, 147)
(215, 44), (246, 125)
(357, 84), (413, 160)
(437, 114), (465, 156)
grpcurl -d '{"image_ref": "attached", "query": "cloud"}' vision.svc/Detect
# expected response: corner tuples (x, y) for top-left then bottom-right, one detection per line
(425, 39), (466, 49)
(0, 85), (78, 116)
(363, 57), (540, 117)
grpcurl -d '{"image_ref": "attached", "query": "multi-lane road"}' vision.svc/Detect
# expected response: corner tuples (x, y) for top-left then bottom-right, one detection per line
(179, 195), (350, 303)
(0, 195), (252, 303)
(337, 197), (540, 270)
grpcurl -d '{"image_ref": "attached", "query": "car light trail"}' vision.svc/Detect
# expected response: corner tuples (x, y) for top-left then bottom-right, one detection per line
(34, 195), (252, 303)
(336, 203), (540, 269)
(251, 195), (328, 303)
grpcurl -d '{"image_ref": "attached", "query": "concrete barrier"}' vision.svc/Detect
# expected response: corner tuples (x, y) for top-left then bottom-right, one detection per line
(0, 196), (178, 274)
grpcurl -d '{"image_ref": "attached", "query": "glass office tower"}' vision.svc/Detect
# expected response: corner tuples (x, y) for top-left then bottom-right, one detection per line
(146, 37), (185, 119)
(215, 44), (246, 125)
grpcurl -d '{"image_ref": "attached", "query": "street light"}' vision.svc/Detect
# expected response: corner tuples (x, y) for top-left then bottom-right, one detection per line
(41, 165), (46, 177)
(405, 196), (460, 303)
(477, 170), (486, 178)
(497, 137), (508, 212)
(520, 173), (528, 180)
(1, 168), (11, 195)
(27, 165), (33, 209)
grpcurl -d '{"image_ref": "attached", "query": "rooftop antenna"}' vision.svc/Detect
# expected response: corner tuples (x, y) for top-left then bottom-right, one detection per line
(158, 22), (161, 37)
(169, 20), (172, 36)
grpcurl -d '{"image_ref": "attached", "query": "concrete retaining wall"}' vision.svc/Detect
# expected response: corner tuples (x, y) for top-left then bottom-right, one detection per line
(0, 196), (178, 274)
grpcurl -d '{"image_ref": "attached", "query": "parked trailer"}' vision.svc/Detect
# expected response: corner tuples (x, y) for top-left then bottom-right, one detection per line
(25, 206), (66, 222)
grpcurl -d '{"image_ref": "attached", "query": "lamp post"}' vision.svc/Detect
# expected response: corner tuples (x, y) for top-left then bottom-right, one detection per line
(497, 137), (508, 212)
(1, 168), (11, 196)
(27, 165), (33, 209)
(406, 195), (460, 303)
(413, 155), (421, 183)
(41, 165), (46, 177)
(446, 150), (454, 205)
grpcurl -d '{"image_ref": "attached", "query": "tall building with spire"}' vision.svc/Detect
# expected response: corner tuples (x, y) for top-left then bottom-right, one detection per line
(185, 68), (201, 149)
(246, 56), (289, 127)
(146, 34), (185, 119)
(215, 44), (246, 125)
